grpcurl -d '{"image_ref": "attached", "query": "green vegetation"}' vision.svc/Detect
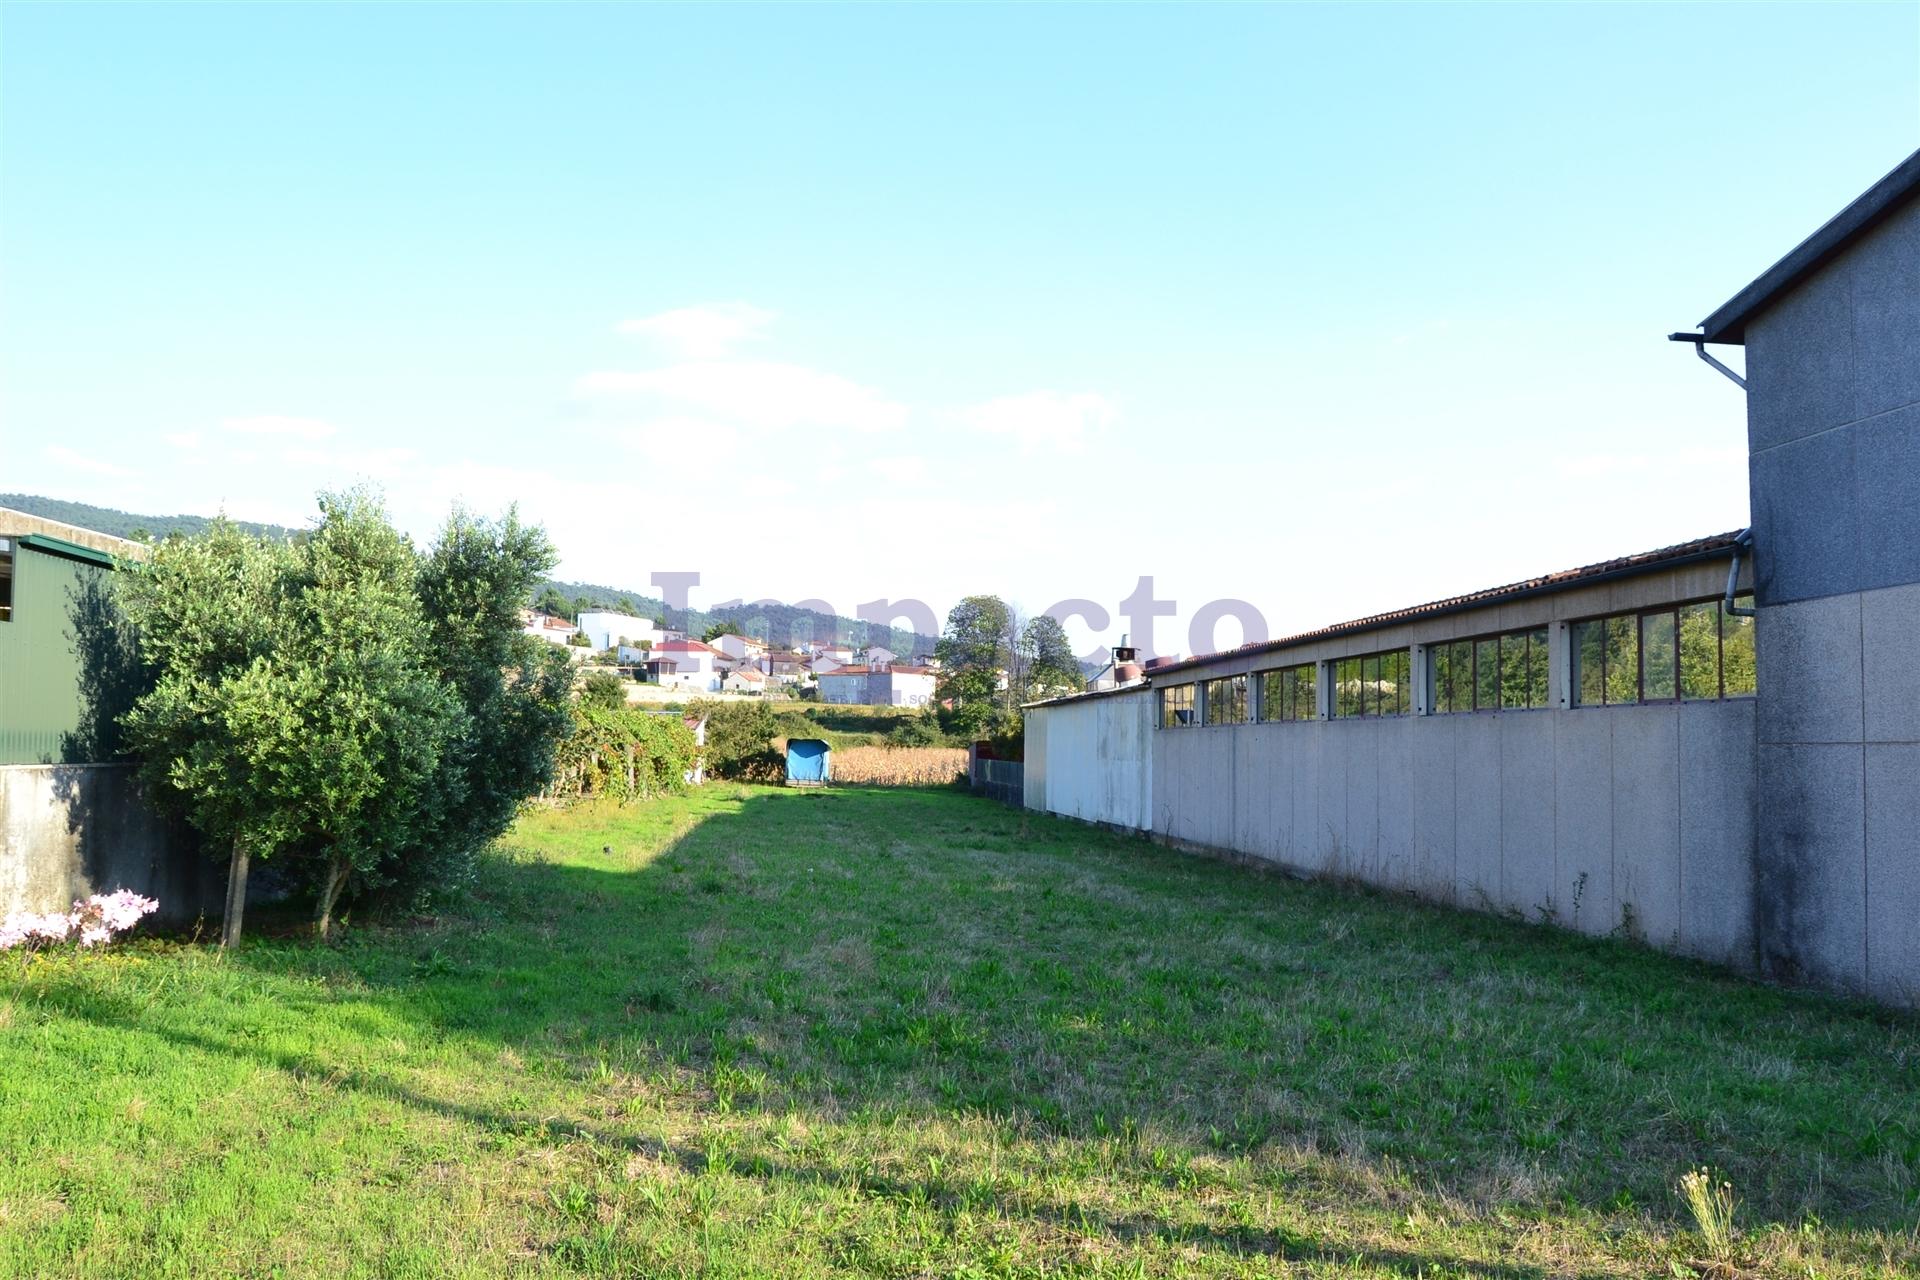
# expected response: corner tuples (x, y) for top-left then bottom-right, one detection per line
(548, 706), (695, 803)
(688, 699), (781, 780)
(3, 787), (1915, 1277)
(578, 671), (630, 713)
(118, 494), (572, 943)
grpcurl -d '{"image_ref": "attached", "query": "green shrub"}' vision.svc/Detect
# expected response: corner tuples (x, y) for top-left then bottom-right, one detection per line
(549, 706), (695, 802)
(578, 670), (627, 712)
(689, 699), (779, 779)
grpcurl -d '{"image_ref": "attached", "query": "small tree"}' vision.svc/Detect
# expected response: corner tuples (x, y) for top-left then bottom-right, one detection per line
(689, 699), (780, 779)
(120, 494), (465, 944)
(399, 507), (574, 908)
(119, 521), (301, 946)
(579, 670), (628, 712)
(935, 594), (1013, 738)
(1021, 614), (1083, 700)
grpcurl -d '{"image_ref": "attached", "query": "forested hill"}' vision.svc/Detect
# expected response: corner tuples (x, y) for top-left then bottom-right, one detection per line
(1, 493), (301, 542)
(2, 495), (938, 657)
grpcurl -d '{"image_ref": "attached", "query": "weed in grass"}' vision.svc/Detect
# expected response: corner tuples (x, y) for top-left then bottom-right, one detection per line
(1679, 1166), (1739, 1263)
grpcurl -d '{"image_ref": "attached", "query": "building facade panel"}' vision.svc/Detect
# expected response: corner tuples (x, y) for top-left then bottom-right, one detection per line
(1864, 743), (1920, 1003)
(1498, 712), (1555, 919)
(1609, 707), (1684, 949)
(1676, 700), (1758, 966)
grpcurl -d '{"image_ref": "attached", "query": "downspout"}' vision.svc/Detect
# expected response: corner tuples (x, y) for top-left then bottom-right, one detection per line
(1724, 528), (1756, 617)
(1668, 333), (1757, 615)
(1668, 332), (1747, 390)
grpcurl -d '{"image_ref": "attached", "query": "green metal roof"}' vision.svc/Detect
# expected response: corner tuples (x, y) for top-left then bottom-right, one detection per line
(16, 533), (122, 570)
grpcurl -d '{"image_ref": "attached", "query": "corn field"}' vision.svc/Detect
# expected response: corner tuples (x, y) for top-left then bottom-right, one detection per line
(826, 746), (967, 787)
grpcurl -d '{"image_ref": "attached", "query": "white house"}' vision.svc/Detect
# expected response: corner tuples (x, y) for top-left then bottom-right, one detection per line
(815, 665), (938, 707)
(576, 611), (657, 653)
(520, 610), (580, 647)
(808, 643), (855, 675)
(711, 633), (768, 665)
(865, 645), (899, 666)
(650, 639), (722, 693)
(722, 667), (767, 695)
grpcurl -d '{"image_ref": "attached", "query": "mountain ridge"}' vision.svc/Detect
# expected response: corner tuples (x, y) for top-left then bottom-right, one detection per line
(0, 493), (938, 656)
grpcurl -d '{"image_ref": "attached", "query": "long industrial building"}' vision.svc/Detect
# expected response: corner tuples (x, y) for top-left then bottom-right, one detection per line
(1024, 150), (1920, 1006)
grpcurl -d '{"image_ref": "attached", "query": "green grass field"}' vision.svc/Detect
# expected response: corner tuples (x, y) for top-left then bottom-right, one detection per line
(2, 787), (1916, 1277)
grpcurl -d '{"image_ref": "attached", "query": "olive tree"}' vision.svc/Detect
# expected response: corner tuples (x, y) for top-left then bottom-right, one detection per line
(122, 494), (465, 943)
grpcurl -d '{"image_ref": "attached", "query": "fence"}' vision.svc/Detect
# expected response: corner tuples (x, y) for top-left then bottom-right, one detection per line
(968, 755), (1024, 808)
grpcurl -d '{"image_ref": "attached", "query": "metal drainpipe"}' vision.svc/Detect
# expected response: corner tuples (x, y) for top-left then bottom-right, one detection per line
(1668, 332), (1748, 390)
(1725, 528), (1756, 617)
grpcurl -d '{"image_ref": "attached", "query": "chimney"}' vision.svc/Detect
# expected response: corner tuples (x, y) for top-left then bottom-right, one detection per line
(1113, 633), (1144, 686)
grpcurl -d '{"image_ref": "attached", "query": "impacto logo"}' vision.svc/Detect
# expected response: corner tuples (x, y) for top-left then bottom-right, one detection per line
(648, 572), (1269, 665)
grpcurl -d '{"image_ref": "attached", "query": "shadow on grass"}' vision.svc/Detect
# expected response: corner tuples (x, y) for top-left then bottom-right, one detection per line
(29, 785), (1920, 1261)
(29, 972), (1569, 1279)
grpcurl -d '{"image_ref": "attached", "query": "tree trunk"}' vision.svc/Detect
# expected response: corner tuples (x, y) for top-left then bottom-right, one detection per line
(314, 854), (351, 942)
(221, 836), (250, 948)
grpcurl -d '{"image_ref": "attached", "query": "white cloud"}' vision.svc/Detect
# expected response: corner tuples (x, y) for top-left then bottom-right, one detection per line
(222, 414), (338, 440)
(282, 445), (420, 480)
(579, 361), (907, 434)
(867, 456), (928, 485)
(957, 391), (1115, 454)
(165, 431), (203, 450)
(617, 303), (775, 360)
(43, 444), (134, 477)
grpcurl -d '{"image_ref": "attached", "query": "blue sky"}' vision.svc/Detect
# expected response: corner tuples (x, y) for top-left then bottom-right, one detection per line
(4, 3), (1917, 657)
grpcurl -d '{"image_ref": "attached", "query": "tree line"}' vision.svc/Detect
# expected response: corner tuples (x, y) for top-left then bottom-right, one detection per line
(933, 595), (1083, 746)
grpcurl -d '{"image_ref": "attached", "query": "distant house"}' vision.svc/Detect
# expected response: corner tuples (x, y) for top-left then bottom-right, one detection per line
(519, 610), (580, 646)
(865, 645), (899, 667)
(760, 651), (806, 684)
(808, 644), (855, 675)
(650, 639), (722, 693)
(723, 667), (767, 694)
(816, 664), (937, 707)
(576, 611), (657, 653)
(711, 633), (768, 665)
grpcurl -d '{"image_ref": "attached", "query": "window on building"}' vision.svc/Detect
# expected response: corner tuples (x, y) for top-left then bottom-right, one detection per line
(1161, 683), (1197, 728)
(1571, 595), (1755, 706)
(1203, 675), (1248, 726)
(1430, 626), (1549, 713)
(1257, 663), (1317, 722)
(0, 538), (11, 622)
(1332, 649), (1409, 719)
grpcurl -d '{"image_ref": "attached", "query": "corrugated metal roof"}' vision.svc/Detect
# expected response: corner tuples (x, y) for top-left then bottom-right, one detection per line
(1051, 530), (1746, 688)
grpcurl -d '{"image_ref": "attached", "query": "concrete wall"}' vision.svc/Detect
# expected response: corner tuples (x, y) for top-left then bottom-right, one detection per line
(1025, 555), (1768, 984)
(1744, 194), (1920, 1005)
(1, 763), (223, 926)
(1138, 697), (1756, 968)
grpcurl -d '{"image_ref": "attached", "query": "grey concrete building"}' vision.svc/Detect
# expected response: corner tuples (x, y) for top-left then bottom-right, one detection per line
(1024, 150), (1920, 1005)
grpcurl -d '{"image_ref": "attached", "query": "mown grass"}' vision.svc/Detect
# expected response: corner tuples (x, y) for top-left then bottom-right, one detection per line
(2, 786), (1916, 1278)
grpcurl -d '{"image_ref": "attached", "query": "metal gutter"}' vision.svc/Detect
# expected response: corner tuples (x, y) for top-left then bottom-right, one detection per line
(1695, 148), (1920, 345)
(1023, 682), (1153, 711)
